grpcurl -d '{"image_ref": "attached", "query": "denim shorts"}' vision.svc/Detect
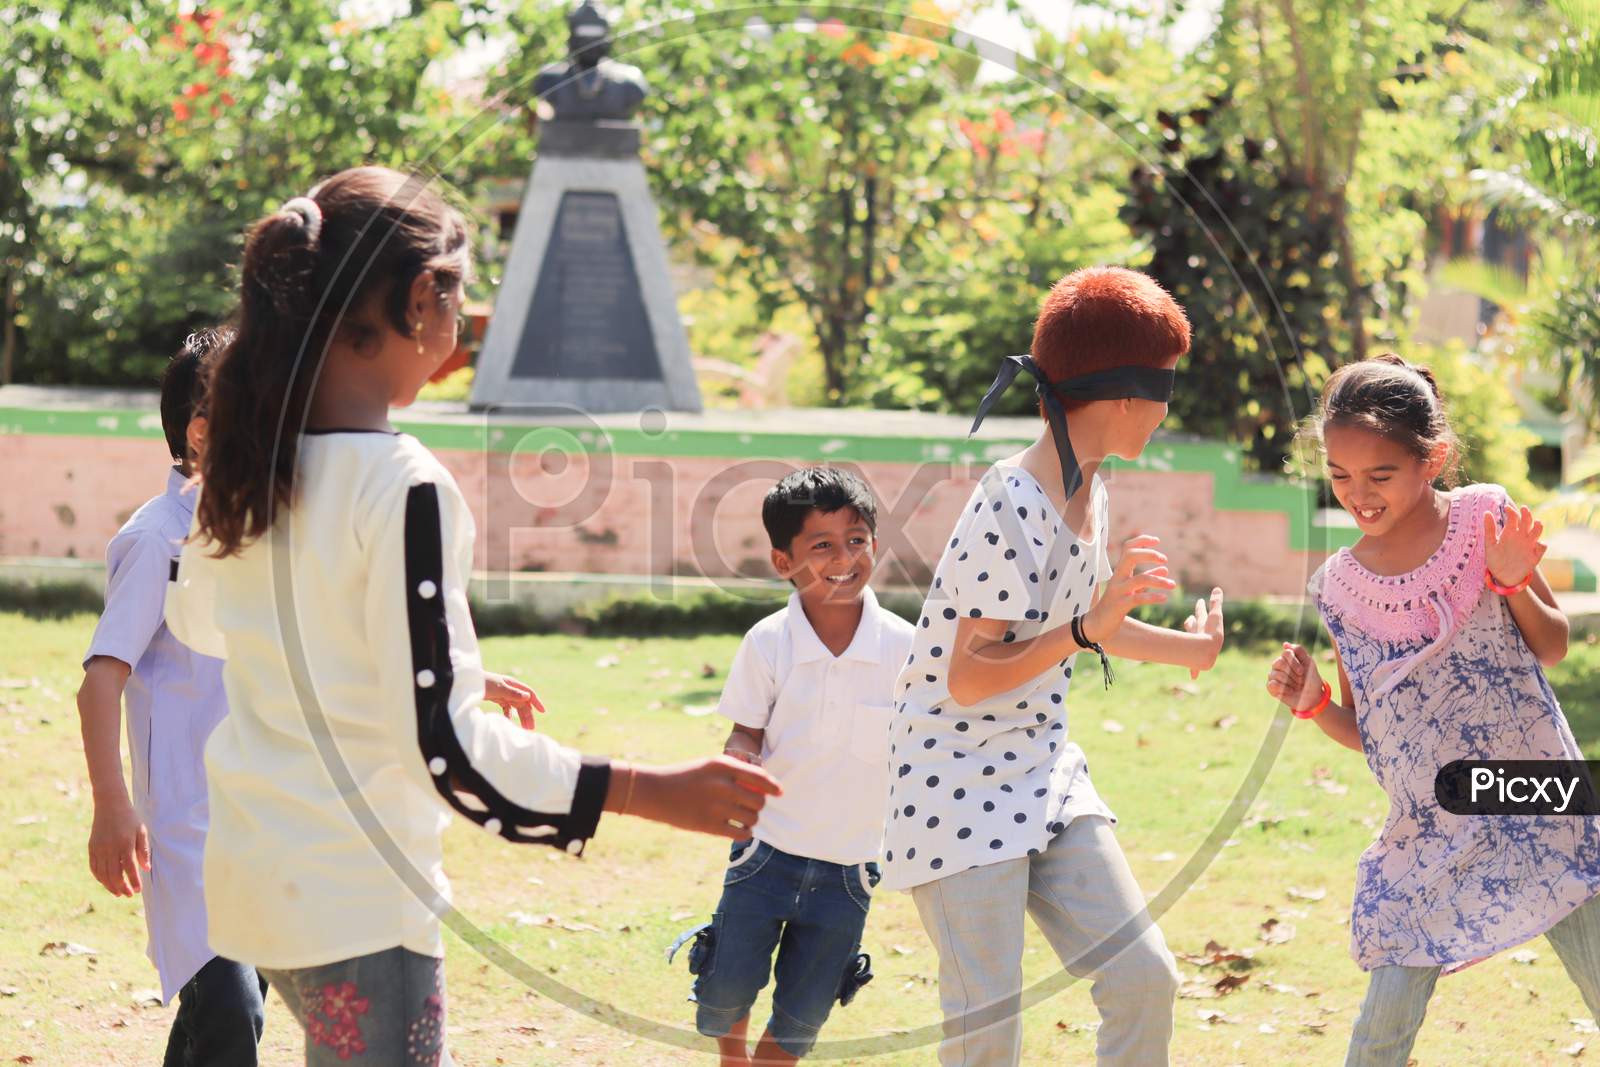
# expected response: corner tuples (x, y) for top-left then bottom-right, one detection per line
(689, 839), (879, 1057)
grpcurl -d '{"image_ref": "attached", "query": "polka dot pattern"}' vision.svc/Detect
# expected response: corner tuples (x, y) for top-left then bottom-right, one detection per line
(881, 468), (1117, 892)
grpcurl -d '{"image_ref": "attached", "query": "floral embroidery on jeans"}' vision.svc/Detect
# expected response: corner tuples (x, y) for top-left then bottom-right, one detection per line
(407, 993), (444, 1065)
(306, 980), (371, 1060)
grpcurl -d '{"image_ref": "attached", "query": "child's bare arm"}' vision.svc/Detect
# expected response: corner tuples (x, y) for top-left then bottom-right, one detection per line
(949, 616), (1083, 706)
(1266, 642), (1363, 753)
(77, 657), (150, 897)
(1485, 504), (1569, 667)
(723, 723), (765, 764)
(1100, 588), (1225, 675)
(948, 534), (1177, 706)
(1503, 568), (1568, 667)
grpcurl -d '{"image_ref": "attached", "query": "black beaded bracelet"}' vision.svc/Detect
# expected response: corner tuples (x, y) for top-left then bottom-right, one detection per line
(1070, 614), (1115, 689)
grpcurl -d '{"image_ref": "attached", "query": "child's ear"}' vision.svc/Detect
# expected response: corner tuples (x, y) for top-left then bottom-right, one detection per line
(1425, 441), (1450, 481)
(770, 547), (795, 580)
(186, 415), (208, 466)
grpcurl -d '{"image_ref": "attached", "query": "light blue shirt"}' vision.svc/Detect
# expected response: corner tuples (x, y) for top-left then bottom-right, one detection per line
(84, 468), (227, 1003)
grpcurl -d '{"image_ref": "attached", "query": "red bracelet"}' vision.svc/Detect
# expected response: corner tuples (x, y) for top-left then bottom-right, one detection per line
(1292, 680), (1332, 720)
(1485, 567), (1533, 597)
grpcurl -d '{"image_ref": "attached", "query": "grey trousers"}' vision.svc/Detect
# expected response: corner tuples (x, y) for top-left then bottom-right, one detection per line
(261, 946), (454, 1067)
(1347, 891), (1600, 1066)
(910, 815), (1180, 1066)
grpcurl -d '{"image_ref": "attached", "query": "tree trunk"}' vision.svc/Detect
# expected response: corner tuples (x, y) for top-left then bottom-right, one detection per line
(1331, 194), (1367, 362)
(1, 268), (14, 386)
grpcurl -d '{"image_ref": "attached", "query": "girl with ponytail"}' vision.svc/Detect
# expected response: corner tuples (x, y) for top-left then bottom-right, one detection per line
(168, 167), (781, 1065)
(1267, 353), (1600, 1065)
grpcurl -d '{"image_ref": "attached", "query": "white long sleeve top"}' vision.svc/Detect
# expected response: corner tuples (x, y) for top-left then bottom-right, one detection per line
(167, 430), (609, 969)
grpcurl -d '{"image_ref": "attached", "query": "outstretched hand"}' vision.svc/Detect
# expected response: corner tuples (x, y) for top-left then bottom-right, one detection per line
(620, 756), (784, 840)
(483, 671), (545, 730)
(1181, 587), (1226, 679)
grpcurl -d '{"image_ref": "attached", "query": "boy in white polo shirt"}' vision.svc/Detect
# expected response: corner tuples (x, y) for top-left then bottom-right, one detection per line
(76, 330), (269, 1065)
(678, 467), (914, 1066)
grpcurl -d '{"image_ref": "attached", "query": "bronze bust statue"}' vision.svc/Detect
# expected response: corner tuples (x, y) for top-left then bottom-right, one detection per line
(534, 2), (648, 126)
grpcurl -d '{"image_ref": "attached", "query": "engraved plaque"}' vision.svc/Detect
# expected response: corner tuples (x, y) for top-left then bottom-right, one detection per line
(511, 191), (662, 382)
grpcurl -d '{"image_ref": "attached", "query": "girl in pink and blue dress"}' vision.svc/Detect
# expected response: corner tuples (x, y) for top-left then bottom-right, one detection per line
(1268, 354), (1600, 1067)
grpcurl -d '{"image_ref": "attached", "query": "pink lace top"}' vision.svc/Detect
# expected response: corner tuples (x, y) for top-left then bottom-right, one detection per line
(1311, 484), (1500, 699)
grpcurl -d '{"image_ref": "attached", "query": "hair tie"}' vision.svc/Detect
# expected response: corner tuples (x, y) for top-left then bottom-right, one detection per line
(281, 197), (323, 244)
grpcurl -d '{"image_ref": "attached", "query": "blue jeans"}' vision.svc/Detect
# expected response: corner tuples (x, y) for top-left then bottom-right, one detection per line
(162, 955), (268, 1067)
(260, 947), (451, 1067)
(691, 840), (878, 1058)
(1347, 891), (1600, 1066)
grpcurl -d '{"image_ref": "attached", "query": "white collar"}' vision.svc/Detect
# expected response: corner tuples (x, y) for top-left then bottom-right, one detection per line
(785, 585), (884, 664)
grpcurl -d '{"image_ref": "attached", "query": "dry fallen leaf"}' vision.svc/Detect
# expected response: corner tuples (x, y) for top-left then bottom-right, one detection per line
(1178, 979), (1221, 1000)
(130, 989), (162, 1008)
(0, 986), (17, 997)
(1574, 1019), (1600, 1035)
(1213, 715), (1238, 730)
(1195, 1008), (1234, 1024)
(1177, 940), (1256, 968)
(1563, 1040), (1586, 1058)
(508, 912), (601, 934)
(1510, 949), (1539, 965)
(1286, 886), (1327, 902)
(1259, 919), (1296, 945)
(1101, 719), (1125, 734)
(38, 941), (98, 958)
(701, 663), (718, 678)
(1213, 973), (1251, 995)
(594, 656), (619, 669)
(682, 704), (717, 717)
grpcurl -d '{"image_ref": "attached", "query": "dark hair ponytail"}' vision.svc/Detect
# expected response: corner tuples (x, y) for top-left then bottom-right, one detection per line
(197, 167), (470, 556)
(1297, 352), (1463, 485)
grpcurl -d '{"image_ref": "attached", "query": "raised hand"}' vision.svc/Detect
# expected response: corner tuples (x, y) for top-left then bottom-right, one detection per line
(1266, 642), (1324, 711)
(622, 756), (783, 840)
(1484, 502), (1547, 589)
(483, 671), (545, 730)
(1085, 533), (1177, 642)
(1181, 587), (1227, 679)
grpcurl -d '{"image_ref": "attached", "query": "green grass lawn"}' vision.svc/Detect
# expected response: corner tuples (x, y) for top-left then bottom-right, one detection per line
(2, 610), (1598, 1066)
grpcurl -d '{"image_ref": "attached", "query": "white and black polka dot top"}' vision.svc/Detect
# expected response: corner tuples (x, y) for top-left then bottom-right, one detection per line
(879, 463), (1116, 891)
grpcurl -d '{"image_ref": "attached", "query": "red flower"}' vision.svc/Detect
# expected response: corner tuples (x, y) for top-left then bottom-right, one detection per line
(183, 81), (209, 99)
(219, 91), (236, 106)
(991, 108), (1015, 134)
(1018, 128), (1047, 155)
(171, 100), (191, 122)
(818, 18), (848, 38)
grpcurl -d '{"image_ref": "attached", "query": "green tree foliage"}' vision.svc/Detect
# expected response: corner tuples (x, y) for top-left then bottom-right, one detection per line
(1121, 96), (1345, 471)
(1, 1), (495, 386)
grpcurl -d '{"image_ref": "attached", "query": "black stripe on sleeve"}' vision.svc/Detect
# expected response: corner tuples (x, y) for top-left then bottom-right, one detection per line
(403, 483), (611, 853)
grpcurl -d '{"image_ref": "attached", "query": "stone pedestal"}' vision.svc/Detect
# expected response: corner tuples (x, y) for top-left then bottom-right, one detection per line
(471, 150), (703, 414)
